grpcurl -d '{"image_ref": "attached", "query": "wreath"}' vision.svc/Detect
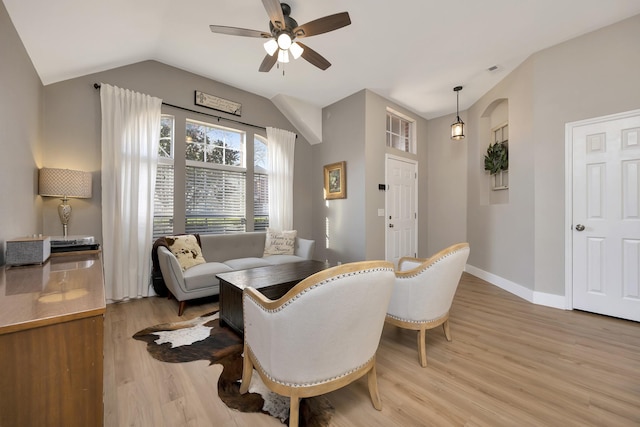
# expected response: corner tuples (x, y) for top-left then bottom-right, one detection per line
(484, 142), (509, 175)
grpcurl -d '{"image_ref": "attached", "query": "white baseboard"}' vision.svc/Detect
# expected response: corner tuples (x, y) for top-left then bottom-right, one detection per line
(465, 264), (567, 310)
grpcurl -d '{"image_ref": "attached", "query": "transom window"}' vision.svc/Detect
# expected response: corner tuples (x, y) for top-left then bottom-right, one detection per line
(386, 109), (416, 154)
(186, 120), (243, 166)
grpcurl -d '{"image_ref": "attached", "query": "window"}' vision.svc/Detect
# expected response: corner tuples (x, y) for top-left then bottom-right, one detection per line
(386, 109), (416, 153)
(494, 123), (508, 144)
(153, 115), (174, 239)
(185, 119), (246, 234)
(152, 116), (269, 237)
(254, 136), (269, 231)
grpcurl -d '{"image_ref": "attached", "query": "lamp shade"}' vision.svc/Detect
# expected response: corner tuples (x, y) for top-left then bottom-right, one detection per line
(264, 39), (278, 56)
(277, 49), (290, 63)
(39, 168), (92, 199)
(451, 119), (465, 140)
(289, 42), (304, 59)
(277, 33), (292, 50)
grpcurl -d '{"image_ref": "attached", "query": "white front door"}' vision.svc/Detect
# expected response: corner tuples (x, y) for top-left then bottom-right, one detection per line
(569, 109), (640, 322)
(385, 155), (417, 267)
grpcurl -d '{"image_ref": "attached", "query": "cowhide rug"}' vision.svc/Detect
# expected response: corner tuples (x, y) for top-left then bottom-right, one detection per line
(133, 311), (334, 426)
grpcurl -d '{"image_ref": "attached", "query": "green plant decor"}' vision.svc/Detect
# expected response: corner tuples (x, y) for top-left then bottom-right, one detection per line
(484, 142), (509, 175)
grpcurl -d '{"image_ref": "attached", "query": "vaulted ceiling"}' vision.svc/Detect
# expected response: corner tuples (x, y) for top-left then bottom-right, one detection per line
(5, 0), (640, 120)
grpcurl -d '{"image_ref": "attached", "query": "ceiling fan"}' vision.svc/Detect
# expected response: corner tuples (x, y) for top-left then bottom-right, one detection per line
(209, 0), (351, 72)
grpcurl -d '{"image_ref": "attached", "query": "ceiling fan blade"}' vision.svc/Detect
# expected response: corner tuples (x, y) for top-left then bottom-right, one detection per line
(210, 25), (270, 38)
(262, 0), (286, 31)
(259, 53), (278, 72)
(296, 42), (331, 70)
(293, 12), (351, 38)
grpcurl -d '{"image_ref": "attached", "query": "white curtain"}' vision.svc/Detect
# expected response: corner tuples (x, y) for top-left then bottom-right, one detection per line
(266, 127), (296, 231)
(100, 83), (162, 302)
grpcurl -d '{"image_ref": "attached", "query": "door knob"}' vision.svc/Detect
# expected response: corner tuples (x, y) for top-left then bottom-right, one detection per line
(575, 224), (585, 231)
(389, 224), (394, 228)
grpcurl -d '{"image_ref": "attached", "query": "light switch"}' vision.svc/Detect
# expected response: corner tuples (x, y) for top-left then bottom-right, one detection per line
(377, 209), (385, 217)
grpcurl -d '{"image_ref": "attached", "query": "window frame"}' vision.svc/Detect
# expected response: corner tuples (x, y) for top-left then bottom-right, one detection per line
(153, 115), (175, 239)
(386, 108), (416, 154)
(253, 135), (269, 231)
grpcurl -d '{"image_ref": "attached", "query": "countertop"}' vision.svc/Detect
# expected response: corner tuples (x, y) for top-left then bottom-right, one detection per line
(0, 251), (105, 335)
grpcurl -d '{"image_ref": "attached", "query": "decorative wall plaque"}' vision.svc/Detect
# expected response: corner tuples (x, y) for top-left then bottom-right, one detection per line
(194, 90), (242, 116)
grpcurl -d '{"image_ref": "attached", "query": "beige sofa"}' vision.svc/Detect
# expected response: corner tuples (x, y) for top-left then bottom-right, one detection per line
(156, 231), (315, 315)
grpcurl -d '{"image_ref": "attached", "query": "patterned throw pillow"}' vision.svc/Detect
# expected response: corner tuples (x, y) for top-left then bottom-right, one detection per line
(263, 228), (297, 255)
(166, 235), (206, 271)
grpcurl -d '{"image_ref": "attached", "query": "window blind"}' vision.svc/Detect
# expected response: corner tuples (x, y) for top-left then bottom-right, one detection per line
(254, 172), (269, 231)
(153, 163), (174, 239)
(185, 165), (246, 234)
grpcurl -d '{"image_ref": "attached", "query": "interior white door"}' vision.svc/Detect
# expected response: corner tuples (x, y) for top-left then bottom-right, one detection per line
(571, 111), (640, 322)
(385, 156), (417, 267)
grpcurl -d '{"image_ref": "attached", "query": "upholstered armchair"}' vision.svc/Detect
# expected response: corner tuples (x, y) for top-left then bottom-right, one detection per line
(386, 243), (470, 367)
(239, 261), (395, 427)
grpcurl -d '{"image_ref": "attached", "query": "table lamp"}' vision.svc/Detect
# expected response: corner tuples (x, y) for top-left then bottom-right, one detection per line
(39, 168), (92, 237)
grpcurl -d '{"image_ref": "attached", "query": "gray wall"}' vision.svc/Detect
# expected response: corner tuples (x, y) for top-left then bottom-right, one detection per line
(0, 1), (43, 265)
(426, 112), (468, 256)
(314, 89), (428, 264)
(314, 90), (367, 264)
(463, 13), (640, 295)
(41, 60), (314, 245)
(364, 91), (428, 260)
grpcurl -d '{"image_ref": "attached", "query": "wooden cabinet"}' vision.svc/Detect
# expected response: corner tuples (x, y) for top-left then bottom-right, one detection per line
(0, 252), (105, 427)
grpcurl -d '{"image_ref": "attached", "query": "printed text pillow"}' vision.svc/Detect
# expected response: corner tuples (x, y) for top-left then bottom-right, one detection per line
(263, 228), (297, 255)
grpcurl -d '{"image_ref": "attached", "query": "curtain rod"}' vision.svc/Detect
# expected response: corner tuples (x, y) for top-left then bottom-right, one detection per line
(93, 83), (270, 132)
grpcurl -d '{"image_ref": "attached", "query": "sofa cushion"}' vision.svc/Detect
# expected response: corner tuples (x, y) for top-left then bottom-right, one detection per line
(224, 257), (271, 270)
(200, 232), (266, 262)
(263, 228), (297, 255)
(183, 262), (233, 291)
(166, 235), (206, 271)
(263, 254), (306, 265)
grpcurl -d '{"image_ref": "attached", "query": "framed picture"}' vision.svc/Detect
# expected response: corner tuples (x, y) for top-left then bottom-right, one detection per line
(324, 161), (346, 199)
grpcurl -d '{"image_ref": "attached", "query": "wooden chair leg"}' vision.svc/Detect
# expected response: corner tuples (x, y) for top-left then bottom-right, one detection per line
(417, 328), (427, 367)
(177, 300), (187, 316)
(367, 362), (382, 410)
(443, 319), (452, 341)
(239, 345), (253, 394)
(289, 394), (300, 427)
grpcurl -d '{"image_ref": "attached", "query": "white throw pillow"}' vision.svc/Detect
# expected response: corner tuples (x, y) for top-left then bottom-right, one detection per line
(263, 228), (297, 255)
(166, 235), (206, 271)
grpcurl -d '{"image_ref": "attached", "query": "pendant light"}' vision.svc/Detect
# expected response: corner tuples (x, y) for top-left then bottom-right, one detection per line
(451, 86), (465, 140)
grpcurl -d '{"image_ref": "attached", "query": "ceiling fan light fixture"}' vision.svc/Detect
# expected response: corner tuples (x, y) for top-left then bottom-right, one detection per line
(277, 33), (292, 50)
(451, 85), (466, 140)
(278, 49), (290, 63)
(264, 39), (278, 56)
(289, 42), (304, 59)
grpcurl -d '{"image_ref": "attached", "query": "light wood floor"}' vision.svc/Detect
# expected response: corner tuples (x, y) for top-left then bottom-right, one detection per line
(103, 273), (640, 426)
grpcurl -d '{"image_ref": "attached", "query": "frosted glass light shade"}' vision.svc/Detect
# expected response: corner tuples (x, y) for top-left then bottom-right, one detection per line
(289, 42), (304, 59)
(277, 33), (292, 50)
(451, 119), (465, 140)
(277, 49), (290, 63)
(264, 39), (278, 56)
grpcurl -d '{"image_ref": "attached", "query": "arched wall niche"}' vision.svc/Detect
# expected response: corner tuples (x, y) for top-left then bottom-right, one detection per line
(480, 98), (509, 205)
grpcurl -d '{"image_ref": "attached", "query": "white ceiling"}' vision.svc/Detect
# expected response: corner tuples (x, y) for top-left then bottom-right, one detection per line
(5, 0), (640, 119)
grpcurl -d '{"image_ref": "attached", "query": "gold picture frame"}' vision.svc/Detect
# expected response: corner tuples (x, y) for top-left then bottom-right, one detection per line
(324, 161), (346, 199)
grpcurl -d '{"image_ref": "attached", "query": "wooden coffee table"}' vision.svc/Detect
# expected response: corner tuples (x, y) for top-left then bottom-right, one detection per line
(217, 260), (330, 335)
